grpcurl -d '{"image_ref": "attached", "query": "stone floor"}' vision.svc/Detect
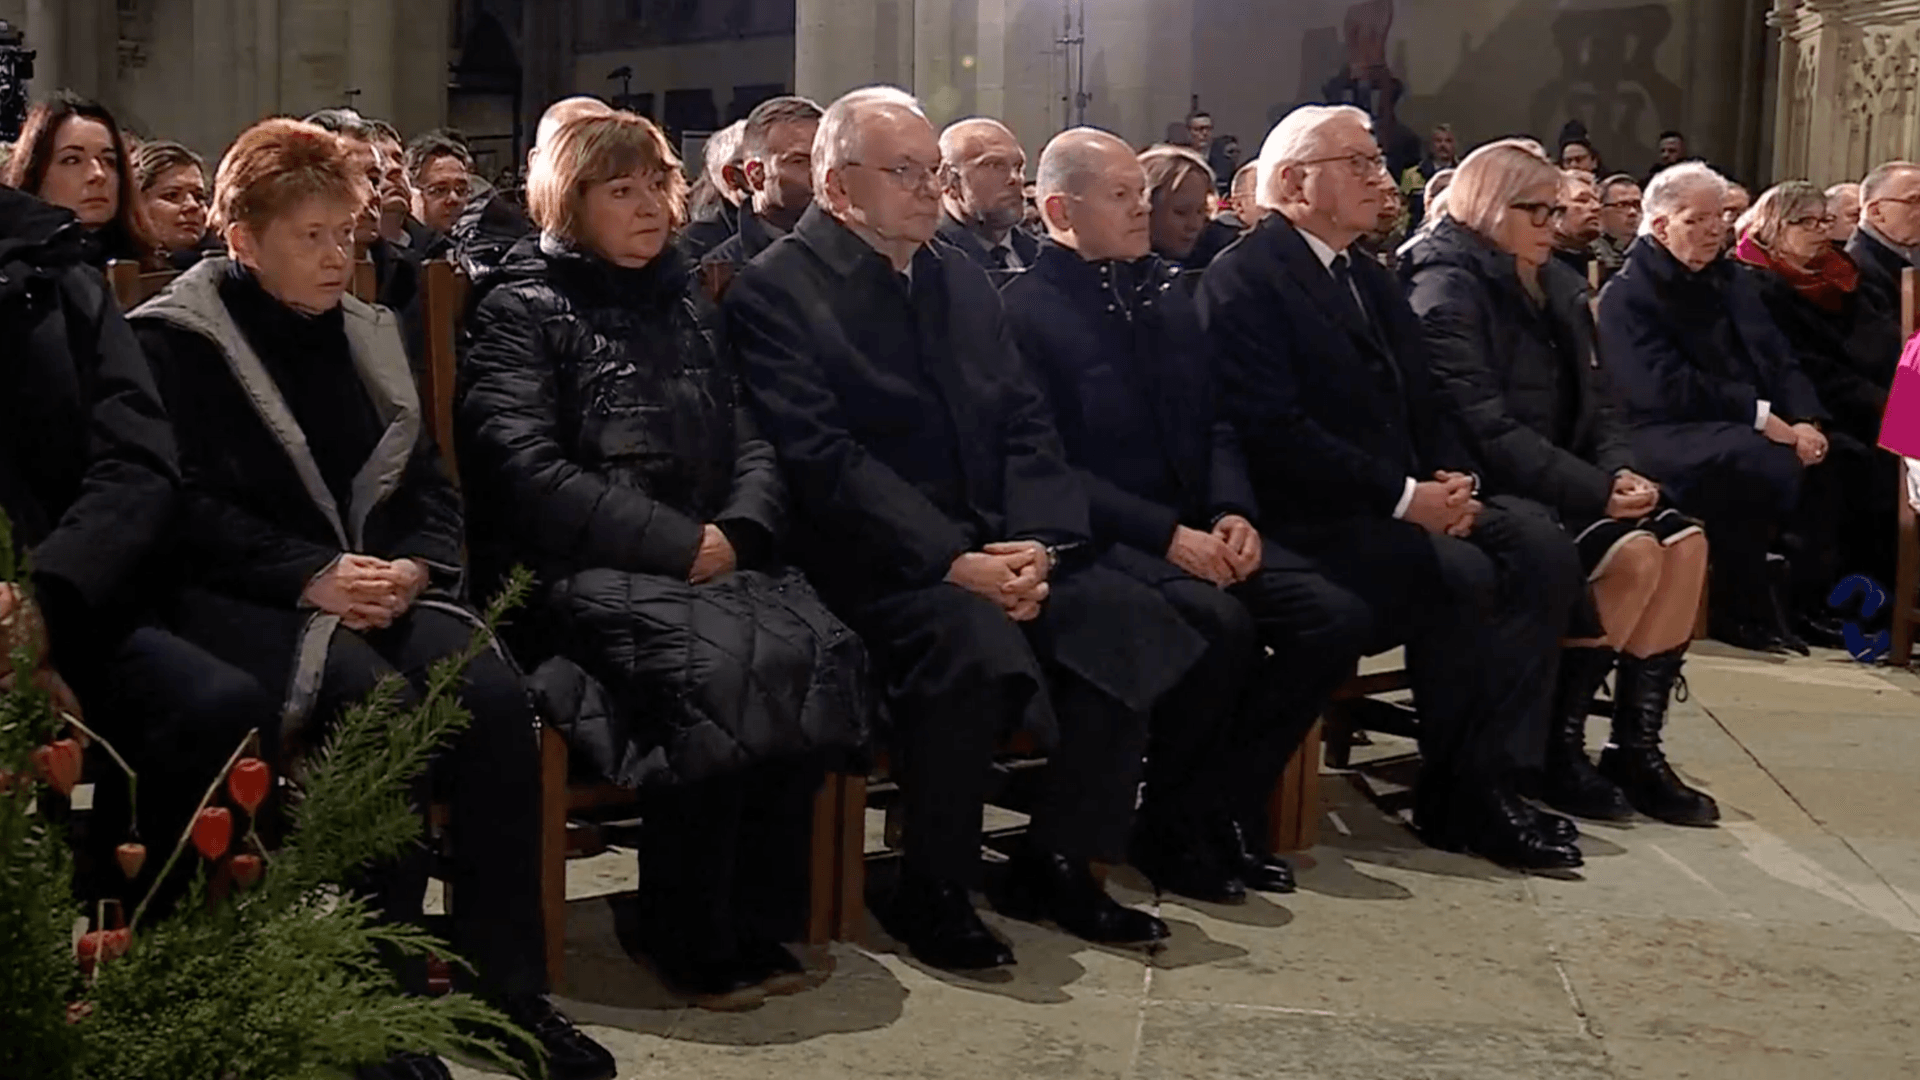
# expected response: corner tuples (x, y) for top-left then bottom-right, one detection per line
(452, 644), (1920, 1080)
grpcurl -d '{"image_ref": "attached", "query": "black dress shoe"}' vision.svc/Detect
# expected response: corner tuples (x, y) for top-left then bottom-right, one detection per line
(881, 872), (1015, 970)
(355, 1051), (452, 1080)
(1793, 613), (1849, 651)
(1213, 814), (1296, 894)
(1709, 616), (1793, 655)
(997, 849), (1169, 945)
(1469, 789), (1583, 871)
(1523, 802), (1581, 847)
(1133, 821), (1246, 904)
(489, 994), (618, 1080)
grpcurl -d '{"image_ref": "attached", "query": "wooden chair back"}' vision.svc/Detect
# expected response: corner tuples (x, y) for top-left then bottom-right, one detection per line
(419, 260), (470, 475)
(1892, 268), (1920, 666)
(107, 256), (379, 311)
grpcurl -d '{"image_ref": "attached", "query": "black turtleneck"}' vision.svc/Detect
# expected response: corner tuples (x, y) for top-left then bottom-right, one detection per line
(219, 263), (385, 512)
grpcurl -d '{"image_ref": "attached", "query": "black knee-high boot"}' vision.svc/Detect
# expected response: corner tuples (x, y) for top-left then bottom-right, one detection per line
(1540, 647), (1635, 821)
(1598, 647), (1720, 826)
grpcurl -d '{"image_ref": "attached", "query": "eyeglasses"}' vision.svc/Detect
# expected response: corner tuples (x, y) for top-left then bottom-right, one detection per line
(1786, 213), (1838, 231)
(422, 182), (471, 201)
(847, 160), (941, 191)
(1297, 150), (1389, 177)
(1509, 201), (1568, 227)
(1602, 198), (1642, 211)
(1872, 193), (1920, 209)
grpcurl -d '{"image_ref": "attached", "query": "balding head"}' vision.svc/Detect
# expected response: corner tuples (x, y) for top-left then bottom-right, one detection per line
(1862, 161), (1920, 247)
(1035, 128), (1149, 261)
(939, 116), (1027, 239)
(1826, 180), (1861, 242)
(814, 86), (941, 266)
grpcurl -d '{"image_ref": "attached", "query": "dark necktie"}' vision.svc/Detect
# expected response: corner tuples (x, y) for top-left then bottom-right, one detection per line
(1329, 252), (1386, 348)
(988, 245), (1013, 271)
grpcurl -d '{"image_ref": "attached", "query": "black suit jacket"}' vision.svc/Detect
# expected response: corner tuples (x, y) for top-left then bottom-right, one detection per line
(726, 205), (1089, 608)
(1198, 213), (1477, 525)
(1845, 226), (1911, 390)
(1003, 242), (1257, 554)
(937, 210), (1040, 273)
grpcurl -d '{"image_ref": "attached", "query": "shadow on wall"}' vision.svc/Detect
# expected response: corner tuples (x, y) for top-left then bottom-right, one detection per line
(1273, 0), (1687, 171)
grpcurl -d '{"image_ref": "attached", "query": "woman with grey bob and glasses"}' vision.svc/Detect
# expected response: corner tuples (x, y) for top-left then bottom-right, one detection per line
(1403, 139), (1719, 831)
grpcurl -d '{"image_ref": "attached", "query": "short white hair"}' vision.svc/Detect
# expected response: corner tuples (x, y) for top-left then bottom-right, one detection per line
(1862, 161), (1920, 204)
(1255, 104), (1371, 210)
(1639, 161), (1727, 236)
(813, 85), (926, 194)
(702, 120), (747, 193)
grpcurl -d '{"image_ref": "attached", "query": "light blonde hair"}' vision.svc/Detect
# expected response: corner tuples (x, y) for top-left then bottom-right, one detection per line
(1139, 144), (1214, 208)
(1444, 138), (1561, 238)
(526, 111), (688, 242)
(1745, 180), (1828, 248)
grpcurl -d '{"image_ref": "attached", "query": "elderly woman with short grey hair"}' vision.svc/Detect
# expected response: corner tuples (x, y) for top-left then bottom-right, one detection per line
(1597, 162), (1834, 657)
(1733, 179), (1897, 600)
(1404, 138), (1716, 828)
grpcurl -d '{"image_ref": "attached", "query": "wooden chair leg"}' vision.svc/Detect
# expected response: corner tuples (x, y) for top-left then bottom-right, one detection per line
(805, 775), (839, 946)
(538, 725), (569, 990)
(1268, 721), (1322, 854)
(835, 773), (868, 942)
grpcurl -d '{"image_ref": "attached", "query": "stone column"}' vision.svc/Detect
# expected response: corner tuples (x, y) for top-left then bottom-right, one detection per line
(795, 0), (915, 103)
(192, 0), (235, 153)
(23, 0), (65, 96)
(392, 0), (448, 135)
(347, 0), (395, 122)
(519, 0), (575, 149)
(256, 0), (281, 121)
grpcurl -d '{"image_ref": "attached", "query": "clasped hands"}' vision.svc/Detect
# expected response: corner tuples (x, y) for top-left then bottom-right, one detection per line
(302, 554), (431, 632)
(1166, 514), (1263, 588)
(1405, 471), (1481, 537)
(1763, 415), (1828, 467)
(1606, 469), (1660, 520)
(946, 541), (1053, 621)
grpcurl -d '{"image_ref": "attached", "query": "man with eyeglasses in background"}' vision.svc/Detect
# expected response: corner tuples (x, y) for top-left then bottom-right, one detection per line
(1199, 103), (1586, 872)
(936, 116), (1040, 272)
(405, 129), (473, 254)
(1848, 161), (1920, 377)
(726, 86), (1208, 971)
(1592, 173), (1642, 281)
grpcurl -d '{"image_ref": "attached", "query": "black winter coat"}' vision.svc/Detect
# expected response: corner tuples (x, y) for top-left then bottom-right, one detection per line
(1403, 218), (1635, 524)
(133, 257), (467, 727)
(1739, 259), (1888, 445)
(701, 208), (785, 278)
(458, 235), (867, 787)
(936, 210), (1040, 272)
(1198, 213), (1479, 526)
(727, 206), (1204, 725)
(0, 189), (177, 664)
(1002, 242), (1258, 553)
(1596, 236), (1826, 429)
(449, 188), (532, 282)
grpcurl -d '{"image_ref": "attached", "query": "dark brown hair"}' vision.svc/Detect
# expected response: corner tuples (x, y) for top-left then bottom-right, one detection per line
(3, 91), (155, 257)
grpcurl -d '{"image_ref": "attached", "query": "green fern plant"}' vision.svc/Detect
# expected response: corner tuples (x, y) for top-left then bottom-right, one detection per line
(0, 505), (544, 1080)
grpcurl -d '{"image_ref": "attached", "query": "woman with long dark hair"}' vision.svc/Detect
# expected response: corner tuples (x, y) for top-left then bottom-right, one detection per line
(3, 91), (157, 267)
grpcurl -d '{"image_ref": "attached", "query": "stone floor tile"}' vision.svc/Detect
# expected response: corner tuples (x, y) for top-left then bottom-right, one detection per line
(1132, 1002), (1612, 1080)
(1549, 912), (1920, 1056)
(1761, 766), (1920, 840)
(1601, 1035), (1920, 1079)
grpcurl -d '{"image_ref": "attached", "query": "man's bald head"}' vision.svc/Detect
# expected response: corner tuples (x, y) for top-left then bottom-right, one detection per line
(938, 116), (1028, 237)
(1035, 127), (1149, 261)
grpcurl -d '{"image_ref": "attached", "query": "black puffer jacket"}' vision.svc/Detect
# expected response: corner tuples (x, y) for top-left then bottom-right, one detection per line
(1403, 217), (1635, 524)
(457, 235), (867, 786)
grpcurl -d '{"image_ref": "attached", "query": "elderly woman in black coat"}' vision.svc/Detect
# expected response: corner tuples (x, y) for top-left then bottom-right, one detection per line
(133, 118), (613, 1080)
(1596, 162), (1834, 656)
(1732, 181), (1895, 597)
(456, 111), (866, 1005)
(1404, 141), (1717, 828)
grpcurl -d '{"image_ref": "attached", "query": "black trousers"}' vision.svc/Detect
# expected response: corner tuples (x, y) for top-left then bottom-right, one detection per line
(1634, 420), (1804, 623)
(69, 626), (278, 901)
(850, 580), (1156, 887)
(314, 605), (546, 998)
(1278, 497), (1583, 796)
(1128, 542), (1372, 847)
(636, 756), (823, 965)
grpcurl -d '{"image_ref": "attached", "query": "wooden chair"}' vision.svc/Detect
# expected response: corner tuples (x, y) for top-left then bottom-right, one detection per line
(1891, 268), (1920, 667)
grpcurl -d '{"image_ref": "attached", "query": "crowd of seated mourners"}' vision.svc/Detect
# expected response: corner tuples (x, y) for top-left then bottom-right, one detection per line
(6, 81), (1920, 1080)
